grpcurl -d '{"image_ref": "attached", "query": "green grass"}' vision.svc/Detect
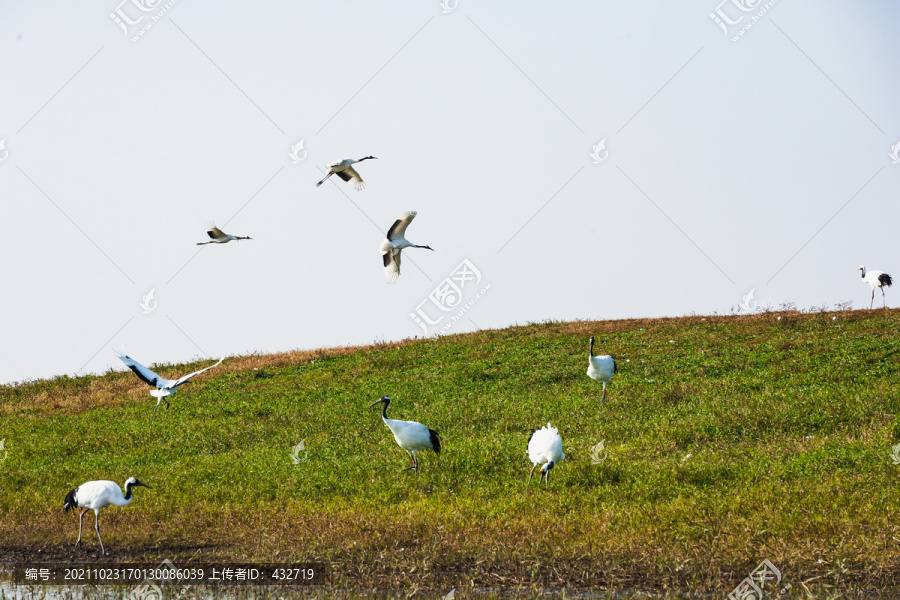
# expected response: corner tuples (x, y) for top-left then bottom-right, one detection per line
(2, 310), (900, 593)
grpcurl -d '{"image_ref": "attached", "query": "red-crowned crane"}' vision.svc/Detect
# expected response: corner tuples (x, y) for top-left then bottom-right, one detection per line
(63, 477), (151, 555)
(116, 353), (223, 418)
(370, 395), (440, 475)
(859, 265), (893, 309)
(197, 222), (251, 245)
(380, 211), (433, 283)
(316, 156), (377, 190)
(527, 423), (564, 486)
(587, 336), (617, 403)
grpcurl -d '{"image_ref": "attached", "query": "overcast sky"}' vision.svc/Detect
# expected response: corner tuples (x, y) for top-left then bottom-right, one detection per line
(1, 1), (898, 384)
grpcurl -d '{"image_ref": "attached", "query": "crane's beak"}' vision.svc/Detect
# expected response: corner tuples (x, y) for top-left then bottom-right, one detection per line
(134, 481), (151, 489)
(369, 396), (390, 408)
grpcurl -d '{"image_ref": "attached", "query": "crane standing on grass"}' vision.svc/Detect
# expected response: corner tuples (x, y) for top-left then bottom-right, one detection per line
(63, 477), (151, 555)
(370, 395), (440, 475)
(527, 423), (565, 486)
(586, 336), (617, 403)
(859, 265), (893, 309)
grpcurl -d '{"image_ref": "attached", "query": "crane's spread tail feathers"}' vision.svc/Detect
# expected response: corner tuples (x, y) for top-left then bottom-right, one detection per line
(64, 487), (78, 513)
(429, 429), (441, 454)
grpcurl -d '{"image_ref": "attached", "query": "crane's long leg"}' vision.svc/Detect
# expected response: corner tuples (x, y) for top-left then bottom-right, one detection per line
(151, 396), (170, 420)
(872, 289), (875, 309)
(402, 450), (416, 472)
(94, 511), (106, 556)
(601, 383), (607, 404)
(75, 509), (87, 549)
(527, 465), (537, 484)
(316, 172), (333, 187)
(883, 287), (887, 308)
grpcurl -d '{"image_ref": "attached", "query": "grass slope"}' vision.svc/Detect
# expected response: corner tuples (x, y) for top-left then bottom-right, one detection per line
(1, 310), (900, 593)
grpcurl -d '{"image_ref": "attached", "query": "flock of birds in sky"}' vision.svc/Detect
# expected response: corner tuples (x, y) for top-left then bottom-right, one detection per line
(58, 155), (893, 554)
(190, 156), (434, 283)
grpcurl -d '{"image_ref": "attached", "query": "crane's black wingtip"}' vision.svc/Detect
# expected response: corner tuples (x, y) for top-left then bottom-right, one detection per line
(63, 487), (78, 513)
(429, 429), (441, 454)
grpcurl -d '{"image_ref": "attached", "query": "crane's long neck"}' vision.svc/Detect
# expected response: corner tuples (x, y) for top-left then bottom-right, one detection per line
(589, 339), (595, 357)
(114, 484), (135, 507)
(380, 399), (390, 421)
(861, 268), (866, 278)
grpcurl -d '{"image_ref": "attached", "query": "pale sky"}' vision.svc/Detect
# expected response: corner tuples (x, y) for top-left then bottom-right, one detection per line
(1, 1), (898, 384)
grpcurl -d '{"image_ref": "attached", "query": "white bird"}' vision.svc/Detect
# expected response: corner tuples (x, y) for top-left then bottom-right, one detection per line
(586, 336), (617, 403)
(859, 265), (893, 309)
(380, 211), (433, 283)
(116, 353), (224, 417)
(63, 477), (150, 555)
(197, 222), (251, 245)
(527, 423), (564, 486)
(316, 156), (377, 190)
(370, 395), (440, 475)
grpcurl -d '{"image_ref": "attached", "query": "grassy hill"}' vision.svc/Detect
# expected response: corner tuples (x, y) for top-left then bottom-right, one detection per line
(2, 309), (900, 594)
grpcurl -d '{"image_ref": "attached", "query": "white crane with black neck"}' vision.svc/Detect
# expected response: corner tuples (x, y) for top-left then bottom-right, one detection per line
(380, 211), (433, 283)
(197, 222), (251, 245)
(316, 156), (377, 190)
(63, 477), (151, 555)
(859, 265), (893, 309)
(586, 336), (617, 403)
(370, 395), (440, 475)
